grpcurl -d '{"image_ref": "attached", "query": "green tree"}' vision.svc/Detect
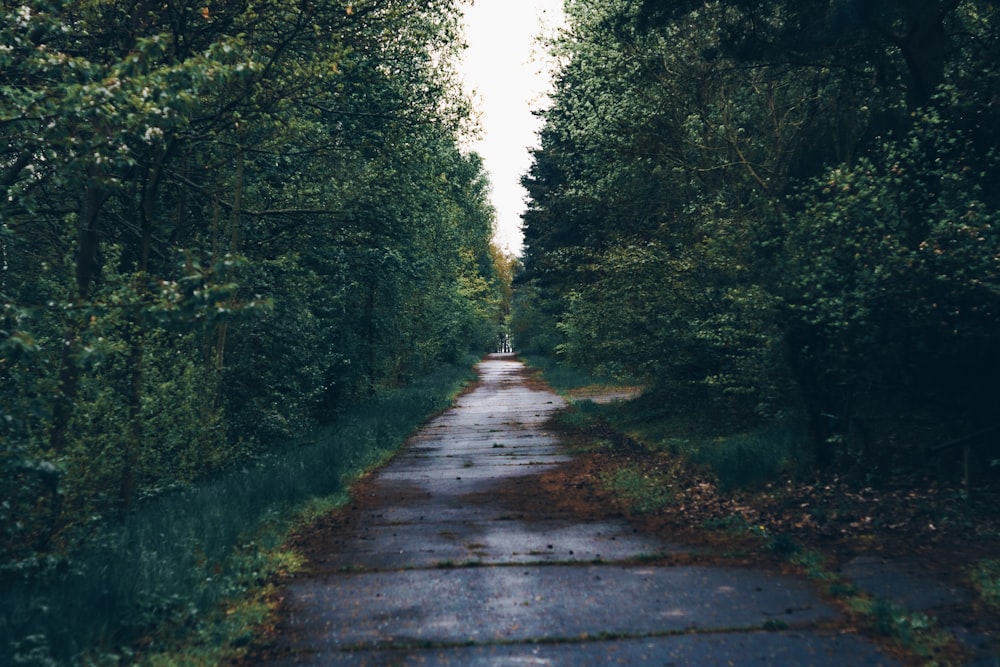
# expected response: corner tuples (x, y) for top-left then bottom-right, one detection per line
(784, 102), (1000, 465)
(2, 0), (505, 562)
(519, 0), (1000, 468)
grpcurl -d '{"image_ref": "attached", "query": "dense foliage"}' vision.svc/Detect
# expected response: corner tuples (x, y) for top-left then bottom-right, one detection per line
(2, 0), (508, 570)
(517, 0), (1000, 470)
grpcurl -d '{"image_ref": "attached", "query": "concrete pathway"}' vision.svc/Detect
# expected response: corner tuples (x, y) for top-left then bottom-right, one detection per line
(260, 355), (899, 666)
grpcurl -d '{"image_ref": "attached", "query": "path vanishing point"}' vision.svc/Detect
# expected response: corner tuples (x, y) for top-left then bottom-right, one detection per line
(251, 354), (899, 666)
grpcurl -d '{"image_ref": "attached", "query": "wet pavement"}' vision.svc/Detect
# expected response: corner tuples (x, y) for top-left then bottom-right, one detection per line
(261, 354), (899, 666)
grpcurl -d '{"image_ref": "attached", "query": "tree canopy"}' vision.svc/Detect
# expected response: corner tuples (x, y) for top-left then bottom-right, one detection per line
(2, 0), (509, 560)
(517, 0), (1000, 467)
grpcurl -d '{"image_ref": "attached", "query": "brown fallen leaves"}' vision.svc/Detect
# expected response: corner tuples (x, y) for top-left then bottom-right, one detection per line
(531, 414), (1000, 665)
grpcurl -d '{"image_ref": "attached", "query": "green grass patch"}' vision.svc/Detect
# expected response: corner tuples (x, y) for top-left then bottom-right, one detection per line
(789, 549), (835, 582)
(787, 552), (957, 661)
(557, 380), (811, 491)
(969, 559), (1000, 609)
(701, 514), (755, 533)
(553, 399), (610, 431)
(599, 464), (675, 514)
(519, 354), (624, 394)
(1, 357), (478, 666)
(607, 416), (801, 492)
(660, 421), (804, 490)
(867, 598), (955, 658)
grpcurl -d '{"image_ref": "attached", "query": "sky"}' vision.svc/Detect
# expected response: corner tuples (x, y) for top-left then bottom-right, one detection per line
(457, 0), (566, 256)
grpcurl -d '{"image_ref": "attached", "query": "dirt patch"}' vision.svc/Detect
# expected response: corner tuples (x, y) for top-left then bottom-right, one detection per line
(283, 473), (409, 573)
(474, 435), (800, 570)
(512, 363), (553, 393)
(563, 387), (644, 403)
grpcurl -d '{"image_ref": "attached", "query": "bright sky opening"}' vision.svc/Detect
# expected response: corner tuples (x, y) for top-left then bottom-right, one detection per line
(458, 0), (565, 256)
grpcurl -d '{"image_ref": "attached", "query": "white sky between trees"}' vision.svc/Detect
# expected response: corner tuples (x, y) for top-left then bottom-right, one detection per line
(458, 0), (566, 256)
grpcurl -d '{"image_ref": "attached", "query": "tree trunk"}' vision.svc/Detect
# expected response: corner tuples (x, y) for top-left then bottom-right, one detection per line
(365, 282), (377, 396)
(118, 155), (163, 512)
(49, 168), (106, 454)
(212, 142), (244, 374)
(899, 9), (947, 107)
(120, 318), (144, 512)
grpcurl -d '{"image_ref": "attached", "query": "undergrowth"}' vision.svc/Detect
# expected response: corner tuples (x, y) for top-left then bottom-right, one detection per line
(599, 464), (675, 514)
(667, 422), (806, 491)
(1, 356), (478, 666)
(557, 399), (807, 492)
(519, 354), (619, 394)
(532, 356), (981, 665)
(969, 559), (1000, 609)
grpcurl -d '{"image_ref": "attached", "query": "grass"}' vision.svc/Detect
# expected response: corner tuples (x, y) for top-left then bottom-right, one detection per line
(566, 399), (807, 492)
(528, 356), (978, 665)
(845, 596), (955, 660)
(599, 464), (675, 514)
(969, 559), (1000, 609)
(677, 421), (805, 490)
(525, 356), (809, 492)
(518, 354), (623, 394)
(785, 552), (959, 662)
(553, 399), (608, 433)
(1, 356), (478, 666)
(604, 395), (807, 491)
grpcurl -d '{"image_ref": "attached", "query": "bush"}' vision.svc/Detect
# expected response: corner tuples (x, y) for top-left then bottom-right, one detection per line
(670, 420), (807, 490)
(785, 98), (1000, 461)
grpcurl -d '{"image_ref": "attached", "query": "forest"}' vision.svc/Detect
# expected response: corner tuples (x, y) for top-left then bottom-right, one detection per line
(517, 0), (1000, 475)
(2, 0), (511, 662)
(3, 0), (1000, 663)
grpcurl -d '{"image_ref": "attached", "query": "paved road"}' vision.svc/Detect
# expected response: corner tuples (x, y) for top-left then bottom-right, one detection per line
(259, 354), (898, 666)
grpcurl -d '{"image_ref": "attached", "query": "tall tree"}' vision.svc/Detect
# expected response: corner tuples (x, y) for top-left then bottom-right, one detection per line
(519, 0), (1000, 466)
(2, 0), (508, 559)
